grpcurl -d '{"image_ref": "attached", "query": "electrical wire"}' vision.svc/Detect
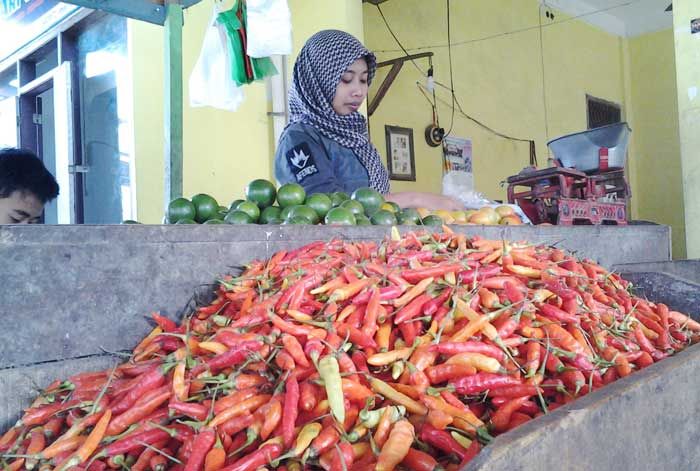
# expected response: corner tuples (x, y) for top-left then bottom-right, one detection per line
(373, 0), (645, 54)
(375, 4), (430, 78)
(445, 0), (456, 137)
(418, 82), (538, 166)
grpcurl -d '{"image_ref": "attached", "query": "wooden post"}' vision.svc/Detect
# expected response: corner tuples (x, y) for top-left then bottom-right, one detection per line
(164, 0), (184, 204)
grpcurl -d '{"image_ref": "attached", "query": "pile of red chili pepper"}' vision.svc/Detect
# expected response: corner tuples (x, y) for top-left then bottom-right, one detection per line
(2, 229), (699, 471)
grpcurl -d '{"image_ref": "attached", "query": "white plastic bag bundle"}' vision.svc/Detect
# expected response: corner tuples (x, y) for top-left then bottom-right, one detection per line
(246, 0), (292, 58)
(189, 5), (244, 112)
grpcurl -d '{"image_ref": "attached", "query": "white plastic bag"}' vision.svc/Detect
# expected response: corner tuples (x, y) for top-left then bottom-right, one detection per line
(246, 0), (292, 58)
(442, 170), (532, 224)
(189, 4), (244, 112)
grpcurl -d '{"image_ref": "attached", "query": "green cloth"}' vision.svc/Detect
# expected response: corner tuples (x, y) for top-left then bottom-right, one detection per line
(218, 1), (277, 86)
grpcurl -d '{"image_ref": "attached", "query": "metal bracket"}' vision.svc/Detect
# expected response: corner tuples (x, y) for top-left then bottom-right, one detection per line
(32, 113), (43, 125)
(58, 0), (202, 25)
(368, 52), (433, 116)
(68, 164), (90, 174)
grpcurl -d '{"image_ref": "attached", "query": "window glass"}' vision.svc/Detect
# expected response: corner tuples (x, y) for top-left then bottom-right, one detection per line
(76, 14), (133, 223)
(0, 67), (17, 148)
(0, 1), (78, 61)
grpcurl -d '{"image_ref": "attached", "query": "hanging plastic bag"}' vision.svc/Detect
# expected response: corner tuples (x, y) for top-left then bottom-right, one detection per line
(246, 0), (292, 57)
(218, 0), (277, 86)
(189, 3), (244, 111)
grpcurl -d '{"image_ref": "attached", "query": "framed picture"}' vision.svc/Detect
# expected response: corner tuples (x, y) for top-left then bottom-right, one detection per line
(384, 125), (416, 181)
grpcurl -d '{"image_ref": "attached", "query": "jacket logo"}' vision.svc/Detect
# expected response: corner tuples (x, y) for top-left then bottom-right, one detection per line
(286, 143), (319, 183)
(290, 148), (310, 169)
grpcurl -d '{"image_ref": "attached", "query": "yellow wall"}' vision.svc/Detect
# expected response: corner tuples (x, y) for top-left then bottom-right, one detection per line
(131, 0), (364, 223)
(363, 0), (627, 200)
(628, 29), (685, 258)
(672, 0), (700, 258)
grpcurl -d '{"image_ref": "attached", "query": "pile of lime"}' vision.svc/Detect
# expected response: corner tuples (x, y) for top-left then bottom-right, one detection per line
(161, 179), (444, 226)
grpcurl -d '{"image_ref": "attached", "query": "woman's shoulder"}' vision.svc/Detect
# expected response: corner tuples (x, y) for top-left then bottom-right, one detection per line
(279, 122), (324, 144)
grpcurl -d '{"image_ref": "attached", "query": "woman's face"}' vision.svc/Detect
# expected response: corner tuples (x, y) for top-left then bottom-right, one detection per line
(332, 58), (369, 116)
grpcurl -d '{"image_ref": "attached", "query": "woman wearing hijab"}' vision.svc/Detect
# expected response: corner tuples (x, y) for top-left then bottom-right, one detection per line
(274, 30), (462, 210)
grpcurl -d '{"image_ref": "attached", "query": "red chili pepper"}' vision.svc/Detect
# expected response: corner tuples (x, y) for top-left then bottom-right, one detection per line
(282, 334), (310, 368)
(399, 320), (419, 347)
(283, 375), (300, 447)
(429, 341), (505, 362)
(220, 443), (283, 471)
(151, 313), (178, 333)
(352, 285), (404, 305)
(394, 293), (432, 324)
(401, 448), (442, 471)
(184, 428), (216, 471)
(634, 326), (657, 354)
(423, 288), (453, 316)
(458, 264), (502, 284)
(169, 399), (209, 421)
(307, 420), (341, 458)
(458, 438), (481, 467)
(491, 396), (531, 432)
(539, 303), (580, 325)
(104, 428), (173, 456)
(220, 413), (255, 437)
(193, 340), (263, 376)
(336, 324), (377, 349)
(425, 363), (477, 384)
(489, 384), (541, 399)
(451, 372), (521, 395)
(330, 441), (355, 471)
(20, 399), (80, 427)
(111, 365), (166, 415)
(106, 389), (171, 436)
(503, 280), (526, 304)
(361, 287), (381, 339)
(419, 424), (468, 461)
(402, 263), (463, 284)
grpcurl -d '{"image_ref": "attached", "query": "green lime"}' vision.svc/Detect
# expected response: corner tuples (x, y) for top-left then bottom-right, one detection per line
(421, 215), (444, 227)
(330, 191), (350, 207)
(280, 205), (294, 221)
(224, 210), (253, 225)
(167, 197), (196, 224)
(382, 201), (401, 213)
(122, 219), (141, 224)
(277, 183), (306, 208)
(283, 215), (312, 225)
(245, 179), (277, 209)
(191, 194), (219, 223)
(325, 207), (356, 225)
(305, 193), (333, 219)
(351, 187), (384, 216)
(355, 214), (372, 226)
(229, 199), (244, 211)
(340, 199), (365, 217)
(175, 218), (197, 224)
(203, 219), (224, 224)
(397, 208), (421, 225)
(288, 205), (320, 225)
(259, 206), (282, 224)
(237, 201), (261, 223)
(370, 209), (398, 226)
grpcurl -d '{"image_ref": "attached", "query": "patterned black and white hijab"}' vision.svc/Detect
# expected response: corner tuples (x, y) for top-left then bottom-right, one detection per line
(288, 30), (390, 194)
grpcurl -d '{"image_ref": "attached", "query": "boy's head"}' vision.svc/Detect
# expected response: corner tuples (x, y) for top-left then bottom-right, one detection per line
(0, 148), (59, 224)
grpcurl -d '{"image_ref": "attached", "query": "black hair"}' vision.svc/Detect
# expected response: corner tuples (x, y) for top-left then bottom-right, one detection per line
(0, 148), (59, 203)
